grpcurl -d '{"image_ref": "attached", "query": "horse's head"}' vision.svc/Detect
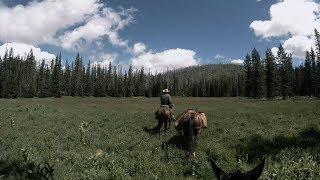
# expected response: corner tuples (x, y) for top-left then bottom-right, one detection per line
(209, 159), (265, 180)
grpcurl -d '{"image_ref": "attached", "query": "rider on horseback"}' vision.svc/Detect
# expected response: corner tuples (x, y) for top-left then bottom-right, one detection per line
(160, 89), (175, 121)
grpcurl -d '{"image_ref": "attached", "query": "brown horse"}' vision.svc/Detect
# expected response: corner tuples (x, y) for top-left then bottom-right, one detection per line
(209, 159), (265, 180)
(175, 109), (207, 155)
(154, 105), (172, 138)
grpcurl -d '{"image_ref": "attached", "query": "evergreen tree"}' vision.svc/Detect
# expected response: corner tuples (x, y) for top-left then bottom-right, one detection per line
(127, 65), (134, 97)
(295, 65), (304, 96)
(314, 29), (320, 97)
(244, 54), (252, 97)
(136, 67), (145, 96)
(37, 60), (46, 97)
(96, 65), (106, 97)
(310, 48), (316, 96)
(21, 50), (37, 97)
(72, 53), (84, 96)
(63, 61), (72, 96)
(303, 51), (312, 96)
(44, 65), (51, 97)
(112, 66), (119, 97)
(251, 48), (264, 98)
(265, 49), (277, 99)
(84, 61), (93, 96)
(0, 51), (5, 98)
(278, 45), (295, 99)
(51, 54), (62, 97)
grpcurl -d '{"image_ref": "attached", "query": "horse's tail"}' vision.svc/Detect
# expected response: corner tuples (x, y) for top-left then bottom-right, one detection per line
(187, 111), (196, 154)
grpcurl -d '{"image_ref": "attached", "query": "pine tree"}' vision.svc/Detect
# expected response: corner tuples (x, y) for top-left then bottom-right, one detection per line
(251, 48), (264, 98)
(310, 48), (316, 96)
(314, 29), (320, 97)
(63, 61), (71, 96)
(265, 49), (277, 99)
(51, 54), (62, 97)
(44, 65), (51, 97)
(0, 52), (4, 98)
(96, 64), (106, 97)
(303, 51), (312, 96)
(72, 53), (84, 96)
(127, 65), (134, 97)
(37, 60), (46, 97)
(20, 49), (37, 97)
(112, 66), (119, 97)
(136, 67), (145, 96)
(278, 45), (295, 99)
(4, 48), (21, 98)
(106, 62), (112, 96)
(84, 61), (93, 96)
(244, 54), (252, 97)
(295, 65), (304, 96)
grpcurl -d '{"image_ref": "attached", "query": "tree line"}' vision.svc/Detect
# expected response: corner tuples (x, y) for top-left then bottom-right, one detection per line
(0, 29), (320, 99)
(244, 29), (320, 99)
(0, 48), (243, 98)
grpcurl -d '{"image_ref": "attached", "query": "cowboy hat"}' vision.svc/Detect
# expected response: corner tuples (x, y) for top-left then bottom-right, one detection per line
(162, 89), (170, 93)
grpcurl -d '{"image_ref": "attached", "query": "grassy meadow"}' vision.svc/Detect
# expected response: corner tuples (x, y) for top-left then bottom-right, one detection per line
(0, 97), (320, 179)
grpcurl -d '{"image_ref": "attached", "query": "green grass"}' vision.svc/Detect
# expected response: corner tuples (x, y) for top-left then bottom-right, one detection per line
(0, 97), (320, 179)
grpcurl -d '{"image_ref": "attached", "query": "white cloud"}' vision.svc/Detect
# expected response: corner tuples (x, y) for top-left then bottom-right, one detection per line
(59, 7), (135, 50)
(270, 36), (315, 59)
(0, 42), (55, 63)
(0, 0), (101, 45)
(250, 0), (320, 59)
(231, 59), (244, 65)
(132, 42), (147, 55)
(90, 53), (118, 67)
(0, 0), (135, 52)
(250, 0), (320, 38)
(283, 35), (315, 58)
(131, 48), (199, 73)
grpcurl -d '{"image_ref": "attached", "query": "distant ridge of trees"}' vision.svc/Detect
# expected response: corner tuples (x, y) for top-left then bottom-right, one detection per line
(0, 49), (242, 98)
(1, 29), (320, 99)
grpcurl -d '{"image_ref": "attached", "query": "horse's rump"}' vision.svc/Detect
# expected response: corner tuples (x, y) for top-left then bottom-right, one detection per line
(175, 109), (207, 130)
(155, 106), (171, 120)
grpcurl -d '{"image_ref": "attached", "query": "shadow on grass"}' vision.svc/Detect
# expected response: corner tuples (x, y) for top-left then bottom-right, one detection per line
(165, 133), (188, 151)
(142, 126), (159, 135)
(0, 159), (54, 179)
(235, 127), (320, 162)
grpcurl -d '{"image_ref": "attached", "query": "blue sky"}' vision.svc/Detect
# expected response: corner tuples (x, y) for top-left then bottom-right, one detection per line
(0, 0), (319, 72)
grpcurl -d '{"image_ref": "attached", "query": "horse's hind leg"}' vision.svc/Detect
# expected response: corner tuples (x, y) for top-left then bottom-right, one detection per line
(157, 119), (163, 139)
(164, 120), (168, 133)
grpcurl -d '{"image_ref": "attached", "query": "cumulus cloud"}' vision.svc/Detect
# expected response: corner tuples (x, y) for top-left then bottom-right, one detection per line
(0, 42), (55, 63)
(283, 35), (315, 58)
(132, 42), (147, 55)
(0, 0), (135, 51)
(0, 0), (101, 45)
(59, 7), (135, 50)
(131, 48), (199, 73)
(250, 0), (320, 59)
(250, 0), (320, 38)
